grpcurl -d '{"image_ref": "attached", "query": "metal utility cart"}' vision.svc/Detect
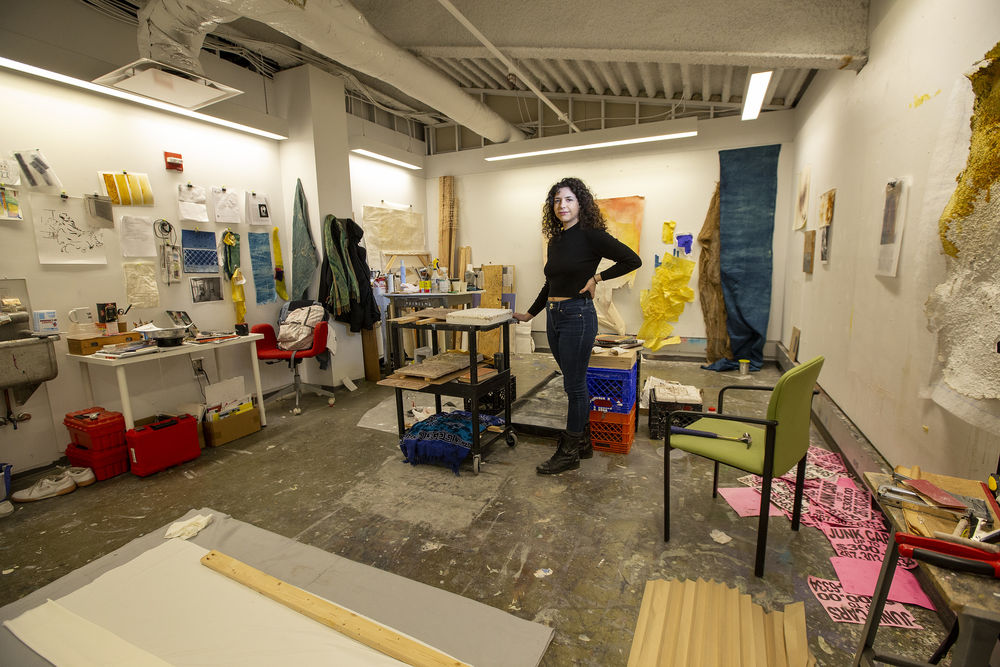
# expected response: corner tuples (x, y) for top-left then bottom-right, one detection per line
(389, 317), (516, 474)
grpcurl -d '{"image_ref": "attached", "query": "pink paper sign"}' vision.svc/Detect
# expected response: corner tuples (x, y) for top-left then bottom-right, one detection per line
(718, 487), (784, 517)
(830, 556), (935, 610)
(820, 525), (917, 569)
(808, 577), (922, 628)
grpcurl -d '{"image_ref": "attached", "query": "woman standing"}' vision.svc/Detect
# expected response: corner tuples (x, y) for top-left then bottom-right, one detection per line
(513, 177), (642, 474)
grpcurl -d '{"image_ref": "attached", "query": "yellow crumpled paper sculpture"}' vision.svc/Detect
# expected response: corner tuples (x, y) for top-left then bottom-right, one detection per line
(638, 255), (696, 351)
(662, 220), (677, 244)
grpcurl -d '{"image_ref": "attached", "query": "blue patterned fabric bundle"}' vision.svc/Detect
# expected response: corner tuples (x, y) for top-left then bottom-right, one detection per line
(400, 411), (504, 474)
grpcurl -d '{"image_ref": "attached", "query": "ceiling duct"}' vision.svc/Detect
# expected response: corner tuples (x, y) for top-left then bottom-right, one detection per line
(93, 0), (244, 109)
(208, 0), (524, 143)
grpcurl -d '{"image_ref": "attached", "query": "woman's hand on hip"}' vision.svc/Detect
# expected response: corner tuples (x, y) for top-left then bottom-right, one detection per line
(512, 312), (532, 322)
(579, 277), (598, 298)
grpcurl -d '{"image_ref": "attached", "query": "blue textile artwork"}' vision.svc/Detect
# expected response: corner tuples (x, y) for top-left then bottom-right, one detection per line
(181, 229), (218, 273)
(400, 410), (505, 475)
(248, 232), (277, 304)
(291, 179), (319, 300)
(703, 144), (781, 373)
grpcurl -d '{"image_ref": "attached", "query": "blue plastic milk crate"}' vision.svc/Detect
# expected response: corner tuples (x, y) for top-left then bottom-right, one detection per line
(587, 363), (637, 413)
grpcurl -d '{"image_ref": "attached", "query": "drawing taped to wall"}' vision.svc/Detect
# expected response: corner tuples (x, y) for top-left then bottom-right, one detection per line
(794, 167), (810, 230)
(99, 171), (155, 206)
(0, 187), (22, 221)
(876, 178), (907, 277)
(819, 188), (835, 264)
(14, 149), (62, 191)
(31, 194), (106, 264)
(803, 230), (816, 274)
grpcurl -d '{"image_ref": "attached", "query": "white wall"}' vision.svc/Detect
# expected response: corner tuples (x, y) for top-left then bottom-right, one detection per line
(782, 0), (1000, 477)
(423, 113), (796, 342)
(0, 68), (288, 471)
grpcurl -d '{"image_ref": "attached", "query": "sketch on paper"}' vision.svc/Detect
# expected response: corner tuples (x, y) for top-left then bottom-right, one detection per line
(362, 205), (426, 270)
(32, 194), (106, 264)
(876, 179), (907, 277)
(0, 158), (21, 186)
(803, 230), (816, 274)
(819, 188), (835, 264)
(794, 168), (810, 230)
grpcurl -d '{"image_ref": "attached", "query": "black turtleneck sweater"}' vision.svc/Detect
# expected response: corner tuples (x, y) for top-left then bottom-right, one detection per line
(527, 225), (642, 316)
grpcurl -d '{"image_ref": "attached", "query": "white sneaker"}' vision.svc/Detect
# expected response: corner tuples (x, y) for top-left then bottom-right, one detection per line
(10, 474), (77, 503)
(0, 500), (12, 517)
(64, 467), (96, 487)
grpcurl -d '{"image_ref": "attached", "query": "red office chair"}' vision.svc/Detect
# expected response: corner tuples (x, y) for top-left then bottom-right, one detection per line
(251, 320), (334, 414)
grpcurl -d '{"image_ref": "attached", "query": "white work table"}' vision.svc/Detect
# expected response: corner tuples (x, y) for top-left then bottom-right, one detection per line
(67, 334), (266, 430)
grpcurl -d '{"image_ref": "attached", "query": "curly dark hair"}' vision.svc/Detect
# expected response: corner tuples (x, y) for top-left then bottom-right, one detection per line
(541, 177), (606, 241)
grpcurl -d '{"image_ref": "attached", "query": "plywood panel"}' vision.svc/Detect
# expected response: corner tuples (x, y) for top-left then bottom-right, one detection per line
(477, 265), (504, 360)
(783, 602), (808, 667)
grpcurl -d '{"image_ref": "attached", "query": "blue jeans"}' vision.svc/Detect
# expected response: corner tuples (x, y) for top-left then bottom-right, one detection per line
(545, 296), (598, 433)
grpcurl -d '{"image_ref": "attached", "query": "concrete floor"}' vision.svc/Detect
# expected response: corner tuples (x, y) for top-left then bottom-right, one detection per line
(0, 355), (952, 665)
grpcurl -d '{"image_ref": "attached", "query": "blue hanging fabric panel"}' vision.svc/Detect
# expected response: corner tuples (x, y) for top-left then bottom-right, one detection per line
(290, 179), (319, 300)
(248, 232), (277, 304)
(703, 144), (781, 372)
(181, 229), (218, 273)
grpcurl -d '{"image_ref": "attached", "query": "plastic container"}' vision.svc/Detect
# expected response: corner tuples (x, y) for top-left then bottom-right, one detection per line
(589, 407), (636, 454)
(127, 414), (200, 477)
(587, 364), (638, 414)
(739, 359), (750, 375)
(64, 407), (126, 451)
(65, 443), (128, 481)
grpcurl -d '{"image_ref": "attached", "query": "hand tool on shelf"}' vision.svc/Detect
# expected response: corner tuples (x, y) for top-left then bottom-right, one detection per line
(896, 532), (1000, 578)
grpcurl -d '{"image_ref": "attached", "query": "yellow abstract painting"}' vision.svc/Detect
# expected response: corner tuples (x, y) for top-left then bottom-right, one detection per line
(596, 195), (644, 286)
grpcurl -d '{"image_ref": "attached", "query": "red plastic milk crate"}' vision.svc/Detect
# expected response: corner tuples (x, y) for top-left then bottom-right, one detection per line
(589, 406), (637, 454)
(127, 414), (201, 477)
(63, 407), (126, 451)
(65, 443), (129, 481)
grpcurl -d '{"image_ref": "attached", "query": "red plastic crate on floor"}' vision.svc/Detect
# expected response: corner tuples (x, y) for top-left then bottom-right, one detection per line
(65, 443), (128, 481)
(127, 414), (201, 477)
(64, 407), (126, 451)
(589, 406), (636, 454)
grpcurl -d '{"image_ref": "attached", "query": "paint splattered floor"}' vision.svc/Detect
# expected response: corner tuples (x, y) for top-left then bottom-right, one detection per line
(0, 355), (954, 665)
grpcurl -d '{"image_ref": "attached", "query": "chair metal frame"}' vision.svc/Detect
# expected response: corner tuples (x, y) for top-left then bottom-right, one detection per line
(663, 357), (823, 577)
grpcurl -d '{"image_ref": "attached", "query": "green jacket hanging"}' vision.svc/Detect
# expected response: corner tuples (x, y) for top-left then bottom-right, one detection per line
(321, 215), (358, 315)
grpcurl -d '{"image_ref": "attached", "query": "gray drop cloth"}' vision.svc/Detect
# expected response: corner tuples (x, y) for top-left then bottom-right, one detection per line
(357, 393), (461, 434)
(0, 508), (553, 666)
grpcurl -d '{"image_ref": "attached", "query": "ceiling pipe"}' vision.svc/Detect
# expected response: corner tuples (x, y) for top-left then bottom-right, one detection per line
(202, 0), (525, 143)
(138, 0), (241, 76)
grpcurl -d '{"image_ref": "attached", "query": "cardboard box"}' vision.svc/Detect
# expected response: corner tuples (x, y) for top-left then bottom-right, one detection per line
(589, 347), (638, 370)
(203, 407), (261, 447)
(66, 332), (142, 356)
(32, 310), (58, 333)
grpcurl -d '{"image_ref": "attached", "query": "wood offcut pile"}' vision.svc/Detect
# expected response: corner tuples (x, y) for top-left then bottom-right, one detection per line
(628, 578), (815, 667)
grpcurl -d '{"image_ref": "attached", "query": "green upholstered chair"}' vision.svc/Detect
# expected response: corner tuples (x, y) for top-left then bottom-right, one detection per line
(663, 356), (824, 577)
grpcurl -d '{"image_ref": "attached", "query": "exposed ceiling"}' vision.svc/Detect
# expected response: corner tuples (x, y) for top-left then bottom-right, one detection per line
(80, 0), (871, 153)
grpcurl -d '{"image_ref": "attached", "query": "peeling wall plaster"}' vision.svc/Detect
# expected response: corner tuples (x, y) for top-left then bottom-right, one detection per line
(926, 43), (1000, 401)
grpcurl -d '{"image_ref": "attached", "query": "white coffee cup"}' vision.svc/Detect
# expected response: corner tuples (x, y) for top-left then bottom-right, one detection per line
(68, 307), (94, 324)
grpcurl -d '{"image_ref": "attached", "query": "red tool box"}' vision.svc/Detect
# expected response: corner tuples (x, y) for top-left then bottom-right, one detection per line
(65, 443), (128, 481)
(64, 407), (126, 451)
(126, 414), (201, 477)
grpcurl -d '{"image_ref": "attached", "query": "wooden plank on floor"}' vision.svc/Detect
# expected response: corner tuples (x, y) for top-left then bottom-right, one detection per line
(200, 550), (470, 667)
(739, 594), (756, 667)
(671, 578), (697, 666)
(689, 578), (711, 666)
(783, 602), (808, 667)
(770, 609), (788, 667)
(723, 583), (741, 667)
(628, 580), (670, 667)
(361, 326), (380, 382)
(751, 602), (768, 667)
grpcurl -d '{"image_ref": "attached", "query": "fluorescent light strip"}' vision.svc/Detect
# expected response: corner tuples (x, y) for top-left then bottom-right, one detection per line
(351, 149), (422, 170)
(741, 71), (773, 121)
(0, 56), (287, 141)
(484, 130), (698, 162)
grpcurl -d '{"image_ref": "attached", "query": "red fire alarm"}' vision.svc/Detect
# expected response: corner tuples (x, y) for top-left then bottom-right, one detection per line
(164, 152), (183, 172)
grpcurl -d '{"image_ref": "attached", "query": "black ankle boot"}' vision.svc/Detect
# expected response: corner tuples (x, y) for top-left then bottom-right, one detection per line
(537, 432), (582, 475)
(578, 426), (593, 460)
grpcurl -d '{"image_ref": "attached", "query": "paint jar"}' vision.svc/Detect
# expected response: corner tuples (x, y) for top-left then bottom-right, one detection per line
(451, 279), (462, 293)
(738, 359), (750, 375)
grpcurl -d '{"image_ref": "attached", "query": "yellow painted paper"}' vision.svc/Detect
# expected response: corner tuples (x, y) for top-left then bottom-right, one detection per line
(638, 255), (696, 351)
(662, 220), (676, 244)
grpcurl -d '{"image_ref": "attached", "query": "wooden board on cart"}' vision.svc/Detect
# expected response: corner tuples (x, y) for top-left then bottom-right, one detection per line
(457, 364), (498, 383)
(892, 465), (997, 537)
(396, 351), (474, 379)
(377, 375), (430, 390)
(477, 265), (504, 360)
(412, 307), (461, 319)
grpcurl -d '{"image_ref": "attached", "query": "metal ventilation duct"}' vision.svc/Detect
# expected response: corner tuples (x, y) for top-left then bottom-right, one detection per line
(131, 0), (525, 142)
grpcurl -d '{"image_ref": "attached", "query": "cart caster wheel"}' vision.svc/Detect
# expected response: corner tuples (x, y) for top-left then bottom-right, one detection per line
(292, 407), (302, 416)
(472, 454), (481, 474)
(327, 397), (336, 406)
(506, 432), (518, 447)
